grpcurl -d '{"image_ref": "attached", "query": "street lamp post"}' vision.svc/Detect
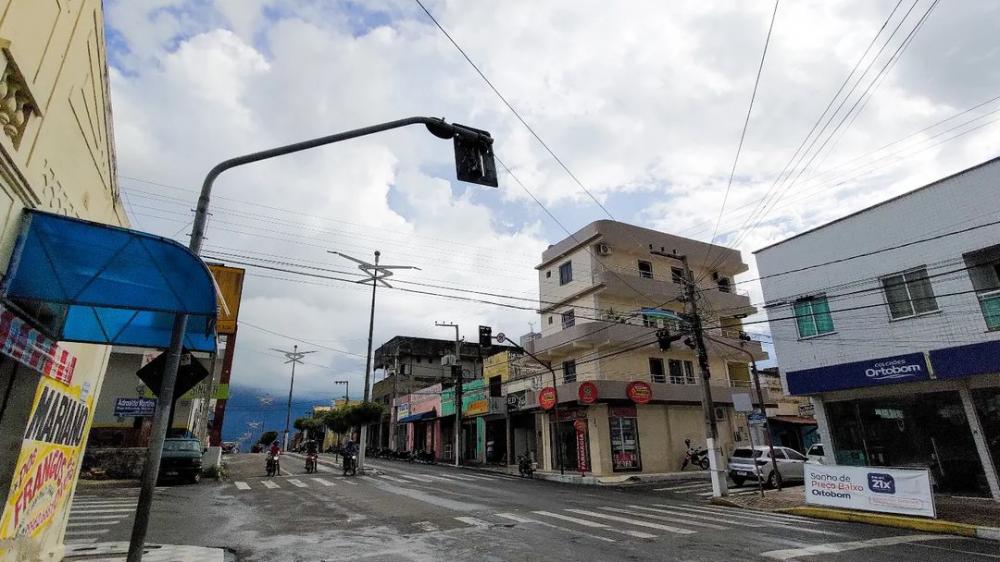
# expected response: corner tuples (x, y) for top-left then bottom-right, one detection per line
(334, 380), (349, 404)
(127, 116), (497, 561)
(273, 346), (316, 451)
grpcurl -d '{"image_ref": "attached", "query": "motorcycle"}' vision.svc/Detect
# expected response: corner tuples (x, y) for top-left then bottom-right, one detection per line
(343, 453), (358, 476)
(680, 438), (710, 470)
(416, 450), (435, 464)
(304, 452), (318, 474)
(266, 452), (280, 477)
(517, 455), (534, 478)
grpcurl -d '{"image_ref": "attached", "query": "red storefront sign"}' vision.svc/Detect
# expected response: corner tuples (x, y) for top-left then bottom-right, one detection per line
(575, 423), (589, 473)
(577, 381), (598, 404)
(0, 303), (76, 384)
(626, 381), (652, 404)
(573, 418), (587, 432)
(538, 387), (558, 410)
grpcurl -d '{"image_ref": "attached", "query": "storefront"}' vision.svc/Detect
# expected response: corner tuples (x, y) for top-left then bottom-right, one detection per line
(788, 344), (1000, 498)
(506, 390), (538, 464)
(609, 406), (641, 472)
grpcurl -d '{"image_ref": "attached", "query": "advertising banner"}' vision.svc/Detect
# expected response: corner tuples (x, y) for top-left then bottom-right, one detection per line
(207, 264), (245, 335)
(0, 376), (95, 548)
(786, 352), (929, 395)
(575, 425), (589, 473)
(805, 464), (935, 518)
(0, 303), (77, 385)
(114, 397), (157, 417)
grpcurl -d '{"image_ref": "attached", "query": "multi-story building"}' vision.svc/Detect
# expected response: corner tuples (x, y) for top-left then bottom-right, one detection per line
(522, 220), (770, 476)
(755, 157), (1000, 499)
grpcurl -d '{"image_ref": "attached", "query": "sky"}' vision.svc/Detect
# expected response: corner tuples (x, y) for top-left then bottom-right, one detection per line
(103, 0), (1000, 415)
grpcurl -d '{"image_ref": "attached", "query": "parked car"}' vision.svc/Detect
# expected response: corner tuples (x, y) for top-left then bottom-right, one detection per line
(728, 446), (807, 488)
(221, 441), (238, 454)
(160, 437), (205, 484)
(805, 443), (825, 464)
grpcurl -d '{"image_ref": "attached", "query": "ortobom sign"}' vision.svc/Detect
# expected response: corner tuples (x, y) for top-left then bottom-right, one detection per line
(785, 352), (929, 395)
(805, 464), (935, 518)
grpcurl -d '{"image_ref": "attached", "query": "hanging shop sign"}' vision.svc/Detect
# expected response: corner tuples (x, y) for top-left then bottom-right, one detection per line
(577, 381), (599, 405)
(113, 397), (157, 417)
(538, 387), (557, 410)
(0, 303), (77, 385)
(575, 422), (589, 473)
(626, 381), (652, 404)
(805, 464), (935, 518)
(785, 352), (928, 395)
(465, 399), (490, 416)
(506, 390), (528, 412)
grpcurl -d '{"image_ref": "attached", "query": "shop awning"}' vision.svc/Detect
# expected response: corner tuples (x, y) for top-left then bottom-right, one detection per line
(1, 210), (217, 352)
(398, 410), (436, 424)
(769, 415), (818, 425)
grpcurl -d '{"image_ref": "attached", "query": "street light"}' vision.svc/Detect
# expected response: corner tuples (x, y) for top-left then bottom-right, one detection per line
(128, 116), (497, 561)
(333, 380), (349, 404)
(273, 346), (316, 451)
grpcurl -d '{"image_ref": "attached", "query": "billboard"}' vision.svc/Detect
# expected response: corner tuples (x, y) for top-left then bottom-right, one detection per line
(208, 264), (245, 335)
(785, 352), (929, 395)
(805, 464), (935, 518)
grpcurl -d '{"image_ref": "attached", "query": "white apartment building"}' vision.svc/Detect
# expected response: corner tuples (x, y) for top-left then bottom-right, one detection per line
(755, 157), (1000, 499)
(523, 220), (771, 476)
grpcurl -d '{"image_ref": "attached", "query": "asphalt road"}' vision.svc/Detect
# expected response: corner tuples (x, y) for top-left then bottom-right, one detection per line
(66, 453), (999, 561)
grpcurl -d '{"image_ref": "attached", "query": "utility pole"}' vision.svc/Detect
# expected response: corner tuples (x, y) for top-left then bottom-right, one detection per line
(652, 250), (727, 497)
(332, 251), (419, 473)
(274, 345), (316, 450)
(388, 344), (400, 450)
(436, 322), (462, 466)
(334, 380), (349, 404)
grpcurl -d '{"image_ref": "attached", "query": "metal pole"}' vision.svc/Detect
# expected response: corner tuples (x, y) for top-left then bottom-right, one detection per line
(358, 251), (380, 473)
(496, 338), (563, 475)
(283, 344), (298, 451)
(128, 116), (486, 560)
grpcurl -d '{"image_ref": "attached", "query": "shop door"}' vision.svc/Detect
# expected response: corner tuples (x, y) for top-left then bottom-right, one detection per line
(551, 418), (589, 472)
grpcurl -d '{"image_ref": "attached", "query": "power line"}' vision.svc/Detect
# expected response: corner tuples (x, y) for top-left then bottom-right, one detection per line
(240, 321), (367, 359)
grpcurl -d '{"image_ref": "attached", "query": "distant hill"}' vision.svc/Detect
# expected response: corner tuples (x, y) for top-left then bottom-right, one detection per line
(220, 385), (333, 444)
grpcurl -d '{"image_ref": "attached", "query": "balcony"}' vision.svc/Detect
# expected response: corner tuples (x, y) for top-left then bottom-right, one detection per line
(593, 268), (756, 318)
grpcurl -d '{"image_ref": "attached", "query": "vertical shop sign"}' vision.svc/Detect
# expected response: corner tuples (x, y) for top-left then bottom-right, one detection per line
(574, 419), (589, 473)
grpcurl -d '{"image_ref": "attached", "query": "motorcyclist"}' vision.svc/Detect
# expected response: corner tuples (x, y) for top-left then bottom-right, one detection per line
(269, 441), (281, 457)
(304, 439), (319, 455)
(343, 439), (359, 471)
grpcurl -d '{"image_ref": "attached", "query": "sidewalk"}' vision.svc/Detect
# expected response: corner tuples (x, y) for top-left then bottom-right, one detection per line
(711, 486), (1000, 541)
(64, 542), (228, 561)
(394, 458), (712, 486)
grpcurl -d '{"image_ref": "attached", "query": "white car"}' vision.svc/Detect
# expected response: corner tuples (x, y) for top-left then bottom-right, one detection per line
(727, 446), (807, 488)
(805, 443), (825, 464)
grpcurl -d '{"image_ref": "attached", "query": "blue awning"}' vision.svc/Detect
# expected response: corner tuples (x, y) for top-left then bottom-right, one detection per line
(1, 210), (217, 352)
(398, 410), (436, 424)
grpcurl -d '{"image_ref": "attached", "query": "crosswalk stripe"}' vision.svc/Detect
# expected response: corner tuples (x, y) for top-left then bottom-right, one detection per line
(287, 479), (308, 488)
(446, 475), (479, 481)
(261, 480), (280, 489)
(496, 513), (617, 543)
(653, 483), (711, 492)
(72, 501), (136, 505)
(413, 521), (439, 532)
(378, 474), (409, 484)
(67, 521), (118, 527)
(64, 529), (110, 536)
(600, 507), (727, 530)
(455, 516), (491, 528)
(678, 505), (817, 525)
(340, 478), (358, 485)
(313, 478), (335, 487)
(69, 515), (121, 521)
(234, 481), (251, 490)
(655, 505), (840, 535)
(422, 474), (458, 481)
(565, 509), (696, 535)
(533, 511), (610, 528)
(65, 538), (99, 544)
(627, 505), (761, 527)
(70, 508), (134, 514)
(398, 474), (435, 483)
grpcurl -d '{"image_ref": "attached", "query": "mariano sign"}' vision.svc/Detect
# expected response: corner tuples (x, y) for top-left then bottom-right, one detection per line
(805, 464), (935, 518)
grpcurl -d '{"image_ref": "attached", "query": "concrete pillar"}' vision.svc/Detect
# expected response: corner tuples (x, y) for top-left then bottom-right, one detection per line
(811, 396), (837, 465)
(958, 383), (1000, 500)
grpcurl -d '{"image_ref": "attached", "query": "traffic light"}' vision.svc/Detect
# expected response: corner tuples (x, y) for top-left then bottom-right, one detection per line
(453, 124), (498, 187)
(656, 328), (683, 351)
(479, 325), (493, 348)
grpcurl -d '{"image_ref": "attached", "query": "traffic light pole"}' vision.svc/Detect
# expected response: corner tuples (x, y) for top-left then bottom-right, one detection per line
(436, 322), (462, 466)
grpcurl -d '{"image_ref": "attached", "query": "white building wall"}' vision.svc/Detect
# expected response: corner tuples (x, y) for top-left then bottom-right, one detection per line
(755, 158), (1000, 376)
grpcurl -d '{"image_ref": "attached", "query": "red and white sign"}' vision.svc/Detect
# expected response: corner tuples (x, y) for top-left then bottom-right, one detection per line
(573, 418), (587, 432)
(538, 387), (558, 410)
(0, 303), (76, 384)
(626, 381), (652, 404)
(577, 381), (599, 404)
(575, 423), (589, 473)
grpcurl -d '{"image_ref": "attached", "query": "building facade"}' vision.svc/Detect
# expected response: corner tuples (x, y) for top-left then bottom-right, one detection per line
(755, 158), (1000, 499)
(522, 220), (771, 476)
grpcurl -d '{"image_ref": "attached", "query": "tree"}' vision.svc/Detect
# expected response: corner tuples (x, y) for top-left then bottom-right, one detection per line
(257, 431), (278, 445)
(345, 401), (384, 429)
(322, 408), (351, 436)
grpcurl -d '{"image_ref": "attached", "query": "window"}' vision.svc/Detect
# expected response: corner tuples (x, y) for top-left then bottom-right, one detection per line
(668, 359), (695, 384)
(546, 271), (551, 278)
(548, 316), (553, 325)
(771, 449), (788, 460)
(717, 277), (732, 293)
(671, 267), (685, 284)
(793, 295), (835, 338)
(785, 449), (807, 461)
(881, 267), (938, 319)
(642, 313), (656, 328)
(559, 261), (573, 285)
(489, 375), (502, 397)
(609, 407), (641, 472)
(963, 246), (1000, 330)
(562, 360), (577, 383)
(561, 310), (575, 329)
(649, 358), (666, 383)
(714, 407), (726, 421)
(638, 260), (653, 279)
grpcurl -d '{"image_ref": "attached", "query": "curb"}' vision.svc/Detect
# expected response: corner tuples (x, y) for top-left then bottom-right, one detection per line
(772, 506), (999, 541)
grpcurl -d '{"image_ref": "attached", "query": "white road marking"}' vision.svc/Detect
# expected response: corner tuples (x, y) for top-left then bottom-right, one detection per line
(287, 479), (308, 488)
(399, 474), (436, 483)
(234, 481), (251, 490)
(261, 480), (280, 489)
(65, 538), (99, 544)
(496, 513), (618, 543)
(72, 501), (136, 506)
(600, 507), (727, 530)
(413, 521), (439, 532)
(565, 509), (697, 535)
(313, 478), (335, 487)
(627, 505), (762, 527)
(653, 483), (711, 492)
(692, 504), (815, 524)
(64, 529), (110, 536)
(68, 515), (121, 521)
(532, 511), (657, 539)
(653, 505), (841, 535)
(761, 534), (956, 560)
(446, 475), (479, 481)
(70, 508), (134, 514)
(455, 516), (491, 528)
(340, 478), (358, 485)
(421, 474), (459, 482)
(379, 474), (410, 484)
(911, 542), (1000, 559)
(66, 521), (119, 527)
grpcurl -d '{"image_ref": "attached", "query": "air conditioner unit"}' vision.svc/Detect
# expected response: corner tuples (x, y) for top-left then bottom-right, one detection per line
(596, 243), (612, 255)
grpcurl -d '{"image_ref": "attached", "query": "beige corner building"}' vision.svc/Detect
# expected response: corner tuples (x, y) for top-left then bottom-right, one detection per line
(0, 1), (126, 560)
(520, 220), (773, 476)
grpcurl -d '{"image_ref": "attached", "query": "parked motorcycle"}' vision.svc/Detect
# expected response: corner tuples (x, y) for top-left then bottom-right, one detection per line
(518, 455), (534, 478)
(343, 453), (358, 476)
(304, 452), (318, 474)
(416, 450), (435, 464)
(680, 438), (710, 470)
(266, 452), (280, 477)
